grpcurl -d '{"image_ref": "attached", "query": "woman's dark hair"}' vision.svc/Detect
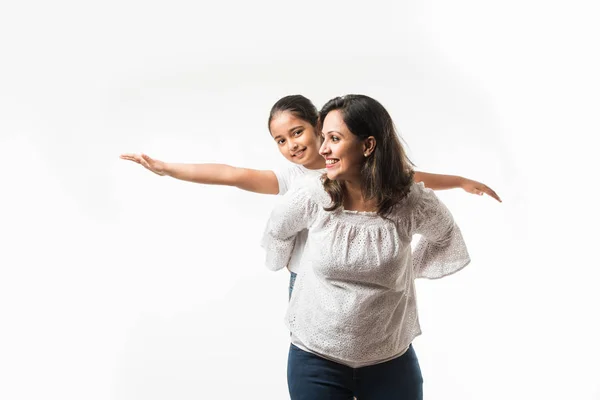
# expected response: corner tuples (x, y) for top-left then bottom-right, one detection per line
(319, 94), (415, 218)
(268, 95), (319, 131)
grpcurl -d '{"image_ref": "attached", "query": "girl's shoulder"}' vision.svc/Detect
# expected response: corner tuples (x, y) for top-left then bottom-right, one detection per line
(288, 174), (331, 207)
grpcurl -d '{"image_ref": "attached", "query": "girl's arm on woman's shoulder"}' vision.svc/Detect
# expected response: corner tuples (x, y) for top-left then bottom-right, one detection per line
(120, 153), (279, 194)
(413, 171), (501, 202)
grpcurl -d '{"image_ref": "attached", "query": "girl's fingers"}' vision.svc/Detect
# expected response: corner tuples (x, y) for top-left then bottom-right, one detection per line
(481, 186), (502, 202)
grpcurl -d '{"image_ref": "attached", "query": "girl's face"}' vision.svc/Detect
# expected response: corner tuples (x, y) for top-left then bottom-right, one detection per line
(319, 110), (367, 182)
(269, 111), (324, 169)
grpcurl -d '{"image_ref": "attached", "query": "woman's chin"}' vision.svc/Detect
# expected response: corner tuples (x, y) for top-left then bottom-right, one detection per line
(325, 171), (340, 180)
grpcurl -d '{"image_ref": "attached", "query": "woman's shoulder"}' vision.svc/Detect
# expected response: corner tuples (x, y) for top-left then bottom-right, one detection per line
(389, 182), (431, 218)
(395, 181), (425, 205)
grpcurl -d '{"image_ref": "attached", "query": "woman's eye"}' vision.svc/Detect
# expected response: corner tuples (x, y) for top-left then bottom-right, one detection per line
(331, 136), (340, 142)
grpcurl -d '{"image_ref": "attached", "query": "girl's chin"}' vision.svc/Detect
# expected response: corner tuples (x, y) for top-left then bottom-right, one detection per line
(291, 158), (305, 165)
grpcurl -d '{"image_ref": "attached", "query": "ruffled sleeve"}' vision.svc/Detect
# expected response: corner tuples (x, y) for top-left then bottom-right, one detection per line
(410, 183), (471, 279)
(261, 177), (321, 271)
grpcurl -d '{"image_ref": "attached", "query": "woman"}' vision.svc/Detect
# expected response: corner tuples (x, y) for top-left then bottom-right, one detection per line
(261, 95), (471, 399)
(120, 95), (498, 297)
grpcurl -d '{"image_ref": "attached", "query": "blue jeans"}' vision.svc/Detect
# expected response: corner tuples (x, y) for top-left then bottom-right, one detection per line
(287, 343), (423, 400)
(289, 271), (297, 300)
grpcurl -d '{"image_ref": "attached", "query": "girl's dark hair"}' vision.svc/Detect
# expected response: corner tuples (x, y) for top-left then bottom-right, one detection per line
(320, 94), (415, 218)
(268, 95), (319, 131)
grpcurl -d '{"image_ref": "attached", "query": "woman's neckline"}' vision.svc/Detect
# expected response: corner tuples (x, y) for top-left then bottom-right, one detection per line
(340, 207), (378, 216)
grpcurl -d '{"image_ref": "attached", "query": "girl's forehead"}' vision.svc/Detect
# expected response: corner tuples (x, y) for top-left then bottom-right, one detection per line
(272, 111), (306, 125)
(270, 112), (312, 135)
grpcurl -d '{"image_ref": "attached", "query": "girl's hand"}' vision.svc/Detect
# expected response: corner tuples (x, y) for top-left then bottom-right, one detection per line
(460, 178), (502, 202)
(120, 153), (167, 176)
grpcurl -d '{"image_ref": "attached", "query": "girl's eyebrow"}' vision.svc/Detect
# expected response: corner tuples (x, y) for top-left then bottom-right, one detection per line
(274, 125), (305, 140)
(287, 125), (304, 133)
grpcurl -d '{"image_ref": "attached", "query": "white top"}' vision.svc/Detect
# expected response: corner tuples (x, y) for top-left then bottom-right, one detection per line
(274, 164), (324, 196)
(273, 164), (326, 273)
(261, 176), (470, 368)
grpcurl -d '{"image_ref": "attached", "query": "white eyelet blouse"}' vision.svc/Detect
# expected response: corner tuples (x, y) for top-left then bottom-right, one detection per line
(261, 176), (471, 368)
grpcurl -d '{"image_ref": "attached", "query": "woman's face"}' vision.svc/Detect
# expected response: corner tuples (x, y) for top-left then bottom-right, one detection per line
(319, 110), (366, 182)
(269, 111), (323, 169)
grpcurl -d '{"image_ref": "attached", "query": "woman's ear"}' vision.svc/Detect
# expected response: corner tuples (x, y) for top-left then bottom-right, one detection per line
(363, 136), (376, 157)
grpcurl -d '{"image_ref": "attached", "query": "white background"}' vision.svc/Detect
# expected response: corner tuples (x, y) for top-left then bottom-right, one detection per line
(1, 1), (598, 399)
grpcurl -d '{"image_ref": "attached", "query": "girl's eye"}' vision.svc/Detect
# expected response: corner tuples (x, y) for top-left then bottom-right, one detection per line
(294, 130), (303, 137)
(277, 139), (286, 145)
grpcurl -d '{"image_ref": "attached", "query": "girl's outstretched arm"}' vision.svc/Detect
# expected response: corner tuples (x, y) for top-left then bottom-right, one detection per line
(413, 171), (501, 202)
(120, 153), (280, 195)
